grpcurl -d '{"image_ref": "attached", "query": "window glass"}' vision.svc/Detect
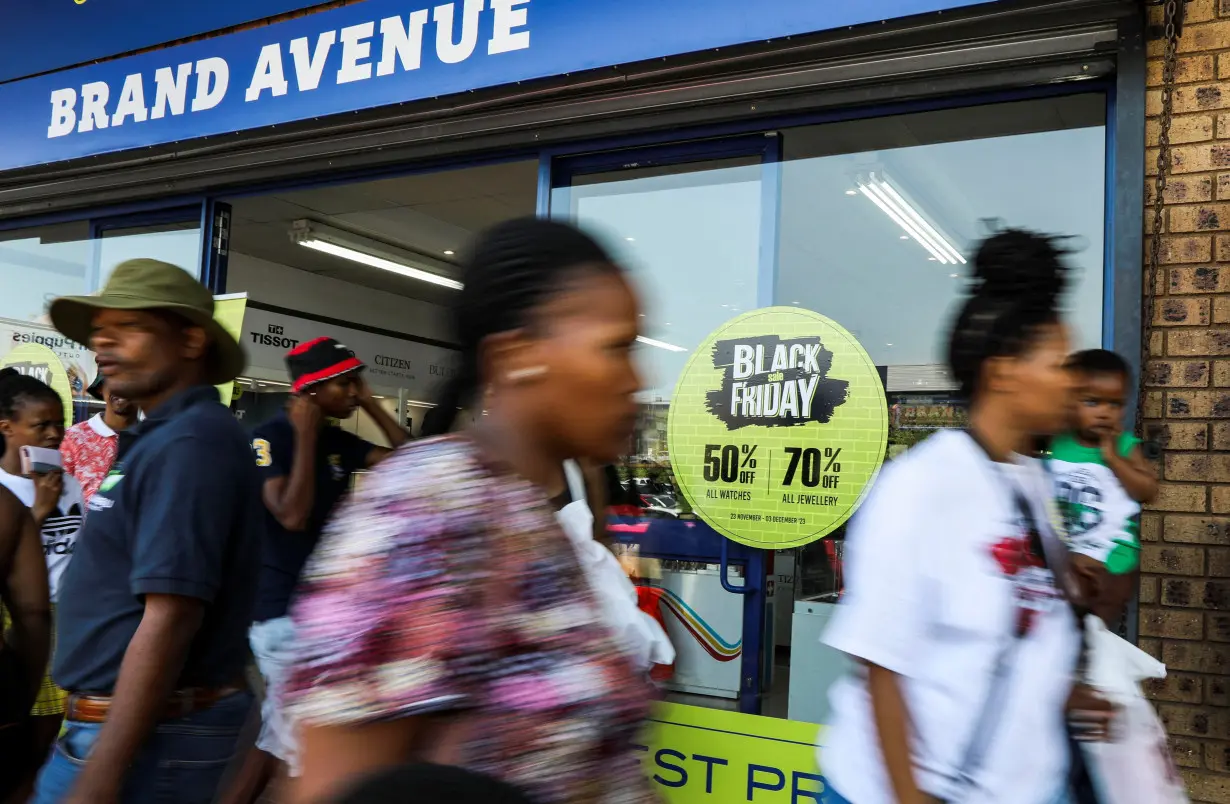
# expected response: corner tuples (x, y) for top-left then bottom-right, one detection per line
(97, 220), (202, 287)
(0, 216), (203, 424)
(777, 95), (1107, 606)
(551, 95), (1109, 721)
(0, 222), (92, 324)
(555, 159), (765, 406)
(776, 94), (1106, 377)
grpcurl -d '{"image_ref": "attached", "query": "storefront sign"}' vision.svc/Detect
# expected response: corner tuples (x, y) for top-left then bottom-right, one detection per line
(667, 308), (887, 550)
(0, 344), (75, 427)
(0, 0), (992, 172)
(640, 703), (825, 803)
(0, 317), (95, 402)
(242, 306), (458, 396)
(0, 1), (328, 85)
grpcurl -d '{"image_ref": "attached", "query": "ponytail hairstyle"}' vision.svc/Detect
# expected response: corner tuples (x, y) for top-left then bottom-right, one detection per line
(0, 367), (63, 456)
(947, 228), (1073, 401)
(421, 218), (620, 437)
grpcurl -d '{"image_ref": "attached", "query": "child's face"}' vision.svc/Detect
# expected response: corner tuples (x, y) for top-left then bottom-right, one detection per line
(1075, 371), (1127, 442)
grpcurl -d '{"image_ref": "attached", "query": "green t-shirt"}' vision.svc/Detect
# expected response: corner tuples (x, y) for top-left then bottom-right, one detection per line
(1047, 431), (1142, 574)
(1048, 431), (1140, 465)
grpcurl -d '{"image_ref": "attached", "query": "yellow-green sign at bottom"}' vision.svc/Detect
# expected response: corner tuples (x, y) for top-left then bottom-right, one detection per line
(640, 703), (825, 803)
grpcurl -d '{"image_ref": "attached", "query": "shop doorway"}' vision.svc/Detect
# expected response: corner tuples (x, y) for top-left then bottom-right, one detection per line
(221, 159), (538, 440)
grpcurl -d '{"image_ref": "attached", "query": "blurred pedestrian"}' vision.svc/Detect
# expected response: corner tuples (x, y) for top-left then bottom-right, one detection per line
(0, 369), (84, 794)
(61, 375), (138, 504)
(820, 230), (1106, 804)
(221, 338), (407, 803)
(0, 483), (51, 802)
(284, 219), (669, 804)
(32, 259), (262, 804)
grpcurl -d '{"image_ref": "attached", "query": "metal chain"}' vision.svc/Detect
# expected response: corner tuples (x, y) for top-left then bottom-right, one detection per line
(1140, 0), (1182, 439)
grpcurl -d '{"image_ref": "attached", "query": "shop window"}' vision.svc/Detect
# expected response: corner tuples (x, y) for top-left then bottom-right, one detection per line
(776, 94), (1107, 601)
(551, 94), (1108, 717)
(0, 221), (92, 325)
(96, 220), (202, 288)
(0, 218), (204, 326)
(0, 216), (203, 424)
(222, 159), (537, 434)
(776, 93), (1105, 374)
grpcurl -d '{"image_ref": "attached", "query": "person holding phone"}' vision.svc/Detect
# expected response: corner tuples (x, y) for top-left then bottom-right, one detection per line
(0, 368), (84, 796)
(220, 338), (407, 804)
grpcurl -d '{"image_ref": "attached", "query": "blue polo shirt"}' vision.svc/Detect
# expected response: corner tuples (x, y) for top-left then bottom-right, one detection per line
(54, 385), (263, 694)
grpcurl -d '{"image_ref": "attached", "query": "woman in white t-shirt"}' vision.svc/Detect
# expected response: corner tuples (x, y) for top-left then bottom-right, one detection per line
(822, 230), (1106, 804)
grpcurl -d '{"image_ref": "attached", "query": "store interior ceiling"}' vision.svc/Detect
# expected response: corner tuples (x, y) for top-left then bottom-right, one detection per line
(225, 159), (539, 305)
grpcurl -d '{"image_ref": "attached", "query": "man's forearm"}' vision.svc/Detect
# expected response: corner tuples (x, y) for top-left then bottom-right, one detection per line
(67, 598), (201, 799)
(279, 430), (320, 530)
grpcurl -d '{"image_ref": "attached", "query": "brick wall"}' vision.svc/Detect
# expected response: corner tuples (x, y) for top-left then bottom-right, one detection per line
(1145, 2), (1230, 800)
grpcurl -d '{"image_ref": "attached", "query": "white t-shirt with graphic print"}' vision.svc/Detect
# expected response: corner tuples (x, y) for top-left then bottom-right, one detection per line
(821, 430), (1080, 804)
(0, 466), (85, 602)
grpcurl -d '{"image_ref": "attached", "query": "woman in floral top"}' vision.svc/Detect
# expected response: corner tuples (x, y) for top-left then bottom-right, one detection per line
(285, 219), (662, 804)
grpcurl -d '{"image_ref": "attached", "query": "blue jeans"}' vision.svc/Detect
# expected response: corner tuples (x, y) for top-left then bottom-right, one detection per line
(32, 691), (252, 804)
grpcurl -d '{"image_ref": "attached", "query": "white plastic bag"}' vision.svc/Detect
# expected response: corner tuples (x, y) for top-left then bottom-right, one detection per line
(1081, 615), (1189, 804)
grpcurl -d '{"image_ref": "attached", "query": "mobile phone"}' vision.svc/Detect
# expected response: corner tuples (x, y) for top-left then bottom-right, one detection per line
(19, 446), (62, 476)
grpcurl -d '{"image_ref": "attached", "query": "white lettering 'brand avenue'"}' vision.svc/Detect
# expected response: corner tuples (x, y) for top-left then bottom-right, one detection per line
(46, 0), (532, 139)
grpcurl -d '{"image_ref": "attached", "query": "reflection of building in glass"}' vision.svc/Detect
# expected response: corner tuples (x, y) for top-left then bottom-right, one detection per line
(886, 393), (968, 458)
(631, 400), (670, 462)
(616, 399), (692, 518)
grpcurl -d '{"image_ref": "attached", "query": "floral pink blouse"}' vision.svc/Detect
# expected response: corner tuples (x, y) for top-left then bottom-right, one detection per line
(285, 436), (657, 804)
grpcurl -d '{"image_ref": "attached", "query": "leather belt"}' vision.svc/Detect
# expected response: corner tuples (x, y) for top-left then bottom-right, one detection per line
(67, 685), (245, 724)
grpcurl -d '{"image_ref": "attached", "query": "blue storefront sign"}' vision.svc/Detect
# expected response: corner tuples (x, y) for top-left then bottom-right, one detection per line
(0, 0), (329, 85)
(0, 0), (991, 173)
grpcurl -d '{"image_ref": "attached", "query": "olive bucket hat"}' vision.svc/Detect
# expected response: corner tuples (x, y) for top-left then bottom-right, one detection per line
(49, 259), (246, 386)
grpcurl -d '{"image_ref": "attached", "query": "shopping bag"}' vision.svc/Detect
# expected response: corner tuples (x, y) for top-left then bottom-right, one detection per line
(1081, 615), (1189, 804)
(635, 585), (675, 682)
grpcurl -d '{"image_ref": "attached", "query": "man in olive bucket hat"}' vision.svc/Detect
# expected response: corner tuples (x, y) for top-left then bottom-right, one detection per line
(32, 260), (263, 804)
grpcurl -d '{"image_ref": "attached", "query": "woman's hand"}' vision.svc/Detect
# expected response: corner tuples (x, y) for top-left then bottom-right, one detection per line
(31, 470), (63, 527)
(1068, 683), (1116, 742)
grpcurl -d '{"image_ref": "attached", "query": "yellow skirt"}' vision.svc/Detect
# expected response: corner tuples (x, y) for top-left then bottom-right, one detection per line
(1, 603), (65, 717)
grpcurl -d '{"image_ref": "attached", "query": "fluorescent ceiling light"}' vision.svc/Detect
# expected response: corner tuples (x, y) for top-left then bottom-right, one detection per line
(299, 240), (463, 290)
(856, 173), (966, 266)
(290, 220), (462, 290)
(637, 335), (687, 352)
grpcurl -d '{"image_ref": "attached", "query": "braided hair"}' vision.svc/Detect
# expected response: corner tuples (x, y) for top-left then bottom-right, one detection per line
(421, 218), (621, 436)
(0, 367), (62, 456)
(947, 228), (1073, 401)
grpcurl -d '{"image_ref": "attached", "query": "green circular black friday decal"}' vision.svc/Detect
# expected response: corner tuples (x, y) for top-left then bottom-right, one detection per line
(667, 307), (888, 549)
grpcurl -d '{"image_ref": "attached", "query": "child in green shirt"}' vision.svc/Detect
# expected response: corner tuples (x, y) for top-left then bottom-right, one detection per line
(1051, 349), (1157, 611)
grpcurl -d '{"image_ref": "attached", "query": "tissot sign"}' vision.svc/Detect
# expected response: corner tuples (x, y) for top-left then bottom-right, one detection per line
(0, 0), (992, 172)
(242, 307), (458, 395)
